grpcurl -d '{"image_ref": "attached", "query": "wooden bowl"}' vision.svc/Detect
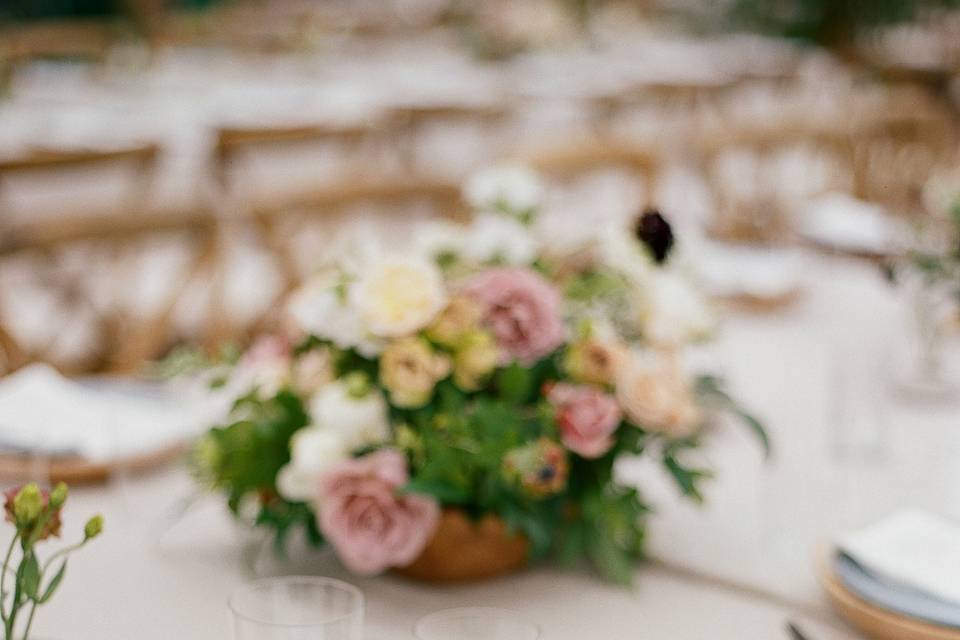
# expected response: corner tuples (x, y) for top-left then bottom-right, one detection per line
(394, 509), (529, 583)
(819, 550), (960, 640)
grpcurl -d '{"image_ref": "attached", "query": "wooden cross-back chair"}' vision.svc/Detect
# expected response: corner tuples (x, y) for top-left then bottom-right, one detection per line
(385, 102), (512, 172)
(212, 121), (384, 196)
(0, 206), (218, 375)
(587, 78), (734, 135)
(517, 136), (664, 210)
(844, 104), (957, 216)
(695, 120), (853, 244)
(0, 19), (116, 66)
(0, 143), (161, 220)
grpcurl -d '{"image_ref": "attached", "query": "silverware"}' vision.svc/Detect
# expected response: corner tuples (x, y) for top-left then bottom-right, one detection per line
(787, 621), (812, 640)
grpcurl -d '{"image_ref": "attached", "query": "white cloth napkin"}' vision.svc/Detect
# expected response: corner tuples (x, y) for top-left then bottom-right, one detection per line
(798, 193), (899, 254)
(838, 510), (960, 607)
(699, 244), (805, 299)
(0, 364), (212, 461)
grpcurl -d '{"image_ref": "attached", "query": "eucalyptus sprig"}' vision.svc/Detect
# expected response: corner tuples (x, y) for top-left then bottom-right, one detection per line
(1, 483), (103, 640)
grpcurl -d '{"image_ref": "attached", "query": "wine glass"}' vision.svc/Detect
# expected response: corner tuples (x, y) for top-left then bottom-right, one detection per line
(229, 576), (363, 640)
(414, 607), (540, 640)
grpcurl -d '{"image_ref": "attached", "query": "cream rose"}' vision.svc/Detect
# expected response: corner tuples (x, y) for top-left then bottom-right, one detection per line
(426, 296), (484, 348)
(616, 351), (701, 438)
(565, 334), (626, 386)
(380, 337), (451, 408)
(352, 257), (447, 337)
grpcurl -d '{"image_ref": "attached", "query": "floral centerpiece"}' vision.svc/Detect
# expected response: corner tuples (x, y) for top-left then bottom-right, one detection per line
(191, 165), (766, 583)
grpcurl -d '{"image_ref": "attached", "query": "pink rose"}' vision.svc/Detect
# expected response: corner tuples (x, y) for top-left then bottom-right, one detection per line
(546, 383), (622, 458)
(244, 334), (292, 364)
(317, 449), (440, 576)
(463, 267), (565, 365)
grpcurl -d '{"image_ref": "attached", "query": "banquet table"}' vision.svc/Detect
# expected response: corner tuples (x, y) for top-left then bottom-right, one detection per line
(24, 249), (960, 640)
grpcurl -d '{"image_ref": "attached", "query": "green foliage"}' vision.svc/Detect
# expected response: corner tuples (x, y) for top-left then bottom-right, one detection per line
(722, 0), (960, 46)
(2, 0), (224, 21)
(197, 390), (309, 501)
(255, 500), (324, 553)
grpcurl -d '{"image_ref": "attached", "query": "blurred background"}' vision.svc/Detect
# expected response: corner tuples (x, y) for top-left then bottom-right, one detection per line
(2, 2), (960, 638)
(1, 0), (958, 375)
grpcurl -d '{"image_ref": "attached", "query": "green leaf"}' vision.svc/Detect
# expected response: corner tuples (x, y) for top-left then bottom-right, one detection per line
(695, 375), (770, 458)
(496, 364), (533, 404)
(585, 528), (634, 585)
(402, 479), (472, 505)
(663, 455), (711, 504)
(39, 561), (67, 603)
(556, 521), (585, 568)
(17, 552), (40, 601)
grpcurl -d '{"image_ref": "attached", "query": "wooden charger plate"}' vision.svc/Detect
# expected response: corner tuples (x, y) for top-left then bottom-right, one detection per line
(819, 550), (960, 640)
(0, 444), (185, 485)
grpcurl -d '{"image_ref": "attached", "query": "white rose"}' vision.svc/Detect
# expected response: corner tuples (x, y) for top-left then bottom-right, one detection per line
(351, 257), (446, 337)
(413, 219), (466, 265)
(464, 163), (545, 216)
(287, 274), (384, 356)
(640, 271), (715, 345)
(276, 428), (348, 502)
(597, 225), (654, 286)
(462, 214), (540, 265)
(308, 381), (391, 451)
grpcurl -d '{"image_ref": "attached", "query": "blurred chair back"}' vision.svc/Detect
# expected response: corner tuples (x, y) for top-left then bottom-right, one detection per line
(0, 203), (217, 375)
(0, 143), (160, 223)
(520, 137), (664, 210)
(0, 19), (115, 66)
(696, 121), (851, 244)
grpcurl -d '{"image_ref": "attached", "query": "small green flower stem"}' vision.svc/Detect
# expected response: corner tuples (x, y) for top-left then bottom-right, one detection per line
(20, 602), (37, 640)
(1, 534), (17, 639)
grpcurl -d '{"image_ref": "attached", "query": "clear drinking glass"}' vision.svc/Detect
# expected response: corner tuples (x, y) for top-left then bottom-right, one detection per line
(229, 576), (364, 640)
(414, 607), (540, 640)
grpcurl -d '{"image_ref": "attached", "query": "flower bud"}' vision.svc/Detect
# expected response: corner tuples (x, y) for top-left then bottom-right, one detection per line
(84, 515), (104, 540)
(342, 371), (372, 399)
(49, 482), (68, 509)
(453, 330), (498, 391)
(634, 209), (674, 264)
(13, 483), (43, 526)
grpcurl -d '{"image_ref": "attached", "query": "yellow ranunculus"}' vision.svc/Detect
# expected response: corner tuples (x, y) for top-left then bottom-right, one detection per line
(380, 337), (451, 408)
(453, 330), (499, 391)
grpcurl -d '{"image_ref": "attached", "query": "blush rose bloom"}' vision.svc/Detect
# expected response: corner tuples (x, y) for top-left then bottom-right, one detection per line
(616, 351), (701, 438)
(546, 383), (622, 458)
(463, 267), (565, 365)
(317, 449), (440, 576)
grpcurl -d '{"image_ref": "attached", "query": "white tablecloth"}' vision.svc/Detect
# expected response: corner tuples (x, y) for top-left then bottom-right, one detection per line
(23, 250), (960, 639)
